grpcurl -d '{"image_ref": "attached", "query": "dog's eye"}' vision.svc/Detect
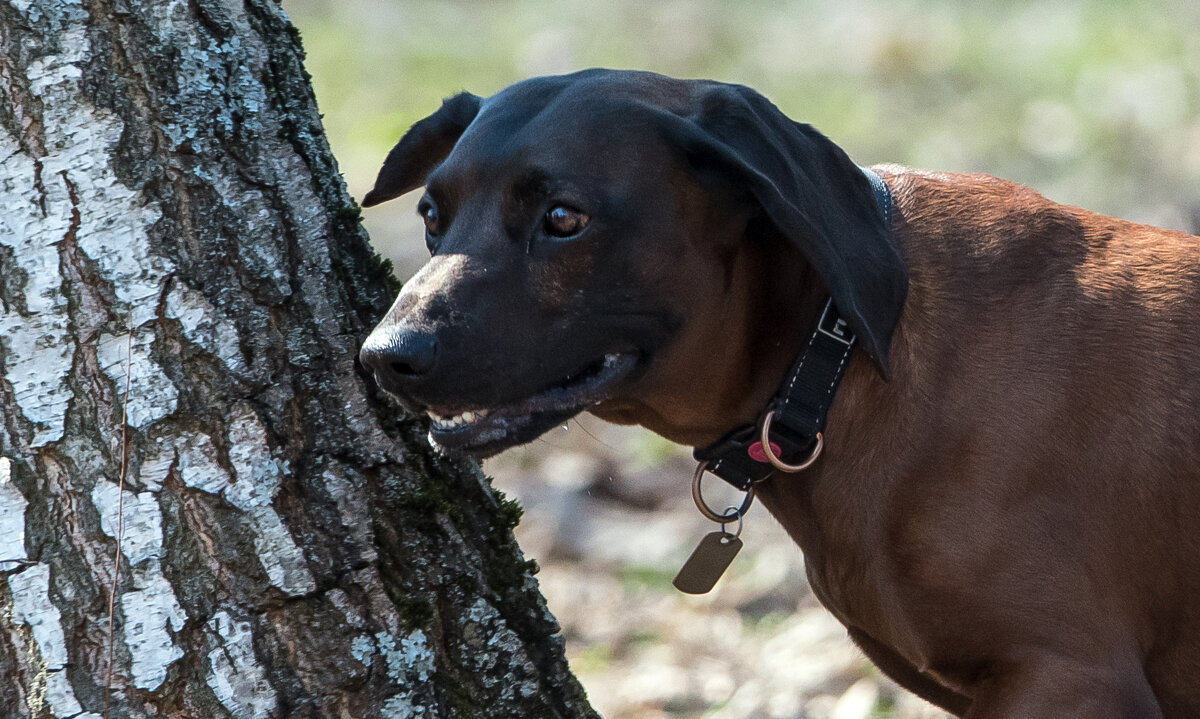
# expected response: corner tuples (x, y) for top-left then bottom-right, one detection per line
(544, 205), (589, 238)
(418, 199), (441, 236)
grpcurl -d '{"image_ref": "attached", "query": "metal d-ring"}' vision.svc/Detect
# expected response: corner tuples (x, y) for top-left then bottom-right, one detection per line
(691, 461), (754, 523)
(759, 410), (824, 473)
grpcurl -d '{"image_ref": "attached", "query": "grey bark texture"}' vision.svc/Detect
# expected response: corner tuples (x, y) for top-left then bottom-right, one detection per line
(0, 1), (599, 717)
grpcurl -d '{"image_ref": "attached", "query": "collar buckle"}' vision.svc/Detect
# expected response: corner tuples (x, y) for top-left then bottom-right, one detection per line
(817, 300), (855, 346)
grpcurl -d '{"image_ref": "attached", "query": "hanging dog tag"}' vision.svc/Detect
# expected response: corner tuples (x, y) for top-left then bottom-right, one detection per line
(673, 531), (743, 594)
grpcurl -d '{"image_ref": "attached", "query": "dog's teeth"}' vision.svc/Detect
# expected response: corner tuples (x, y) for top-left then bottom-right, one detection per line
(429, 409), (489, 428)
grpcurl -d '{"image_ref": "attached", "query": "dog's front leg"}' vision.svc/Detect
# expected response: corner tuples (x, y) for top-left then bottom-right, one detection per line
(965, 657), (1162, 719)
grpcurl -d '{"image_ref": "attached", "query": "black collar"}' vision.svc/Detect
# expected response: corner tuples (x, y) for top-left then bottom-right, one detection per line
(693, 167), (893, 491)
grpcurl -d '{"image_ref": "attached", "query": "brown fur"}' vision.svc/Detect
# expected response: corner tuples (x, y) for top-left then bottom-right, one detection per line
(730, 167), (1200, 717)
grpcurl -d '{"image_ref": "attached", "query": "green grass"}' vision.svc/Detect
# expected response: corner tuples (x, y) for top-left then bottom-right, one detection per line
(617, 563), (679, 592)
(569, 643), (614, 674)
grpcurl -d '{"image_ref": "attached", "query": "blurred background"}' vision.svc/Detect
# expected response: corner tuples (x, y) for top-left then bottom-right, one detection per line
(283, 1), (1200, 716)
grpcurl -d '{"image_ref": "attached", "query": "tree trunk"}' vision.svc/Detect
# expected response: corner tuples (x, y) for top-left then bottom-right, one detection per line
(0, 1), (598, 717)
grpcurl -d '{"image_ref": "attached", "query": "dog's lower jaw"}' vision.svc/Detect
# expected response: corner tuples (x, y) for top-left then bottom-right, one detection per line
(422, 352), (642, 456)
(427, 406), (579, 457)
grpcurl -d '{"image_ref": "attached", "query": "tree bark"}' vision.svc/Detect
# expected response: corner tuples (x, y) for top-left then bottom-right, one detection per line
(0, 1), (598, 718)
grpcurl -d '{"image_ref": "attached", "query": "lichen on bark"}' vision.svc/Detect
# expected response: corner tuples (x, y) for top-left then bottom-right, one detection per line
(0, 1), (598, 717)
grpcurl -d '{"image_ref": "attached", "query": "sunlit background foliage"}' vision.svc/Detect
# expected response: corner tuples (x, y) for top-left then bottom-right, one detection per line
(289, 0), (1199, 278)
(285, 2), (1199, 717)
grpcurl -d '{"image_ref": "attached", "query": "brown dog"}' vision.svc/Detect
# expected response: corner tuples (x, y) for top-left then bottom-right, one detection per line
(358, 69), (1200, 717)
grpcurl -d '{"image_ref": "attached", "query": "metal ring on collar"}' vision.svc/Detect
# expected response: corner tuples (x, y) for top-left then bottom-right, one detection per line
(759, 410), (824, 473)
(720, 507), (744, 539)
(691, 461), (754, 523)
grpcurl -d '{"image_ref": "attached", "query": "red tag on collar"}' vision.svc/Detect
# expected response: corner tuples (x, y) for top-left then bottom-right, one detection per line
(747, 440), (781, 464)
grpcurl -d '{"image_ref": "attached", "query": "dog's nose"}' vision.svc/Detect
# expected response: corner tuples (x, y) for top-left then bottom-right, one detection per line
(360, 329), (439, 381)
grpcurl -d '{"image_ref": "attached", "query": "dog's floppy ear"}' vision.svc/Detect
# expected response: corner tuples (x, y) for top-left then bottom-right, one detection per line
(659, 84), (907, 377)
(361, 92), (482, 207)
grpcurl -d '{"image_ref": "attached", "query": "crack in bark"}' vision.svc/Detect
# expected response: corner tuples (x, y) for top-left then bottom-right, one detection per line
(0, 559), (35, 575)
(32, 158), (47, 217)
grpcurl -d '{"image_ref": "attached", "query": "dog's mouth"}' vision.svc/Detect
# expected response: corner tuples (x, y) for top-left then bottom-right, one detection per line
(424, 352), (640, 456)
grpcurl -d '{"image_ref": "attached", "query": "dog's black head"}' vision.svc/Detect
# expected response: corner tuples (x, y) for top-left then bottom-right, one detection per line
(359, 69), (905, 456)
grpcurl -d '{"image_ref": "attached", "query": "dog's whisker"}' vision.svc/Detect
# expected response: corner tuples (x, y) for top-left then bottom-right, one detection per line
(572, 416), (618, 452)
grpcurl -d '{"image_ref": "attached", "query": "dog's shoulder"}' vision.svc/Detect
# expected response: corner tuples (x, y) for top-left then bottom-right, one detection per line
(884, 165), (1200, 330)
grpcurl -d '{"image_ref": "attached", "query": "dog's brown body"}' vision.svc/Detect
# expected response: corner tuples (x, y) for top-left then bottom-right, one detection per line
(359, 70), (1200, 716)
(754, 168), (1200, 716)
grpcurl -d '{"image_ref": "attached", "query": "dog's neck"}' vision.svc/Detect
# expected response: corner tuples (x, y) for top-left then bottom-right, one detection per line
(593, 229), (827, 447)
(731, 237), (832, 430)
(594, 168), (891, 453)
